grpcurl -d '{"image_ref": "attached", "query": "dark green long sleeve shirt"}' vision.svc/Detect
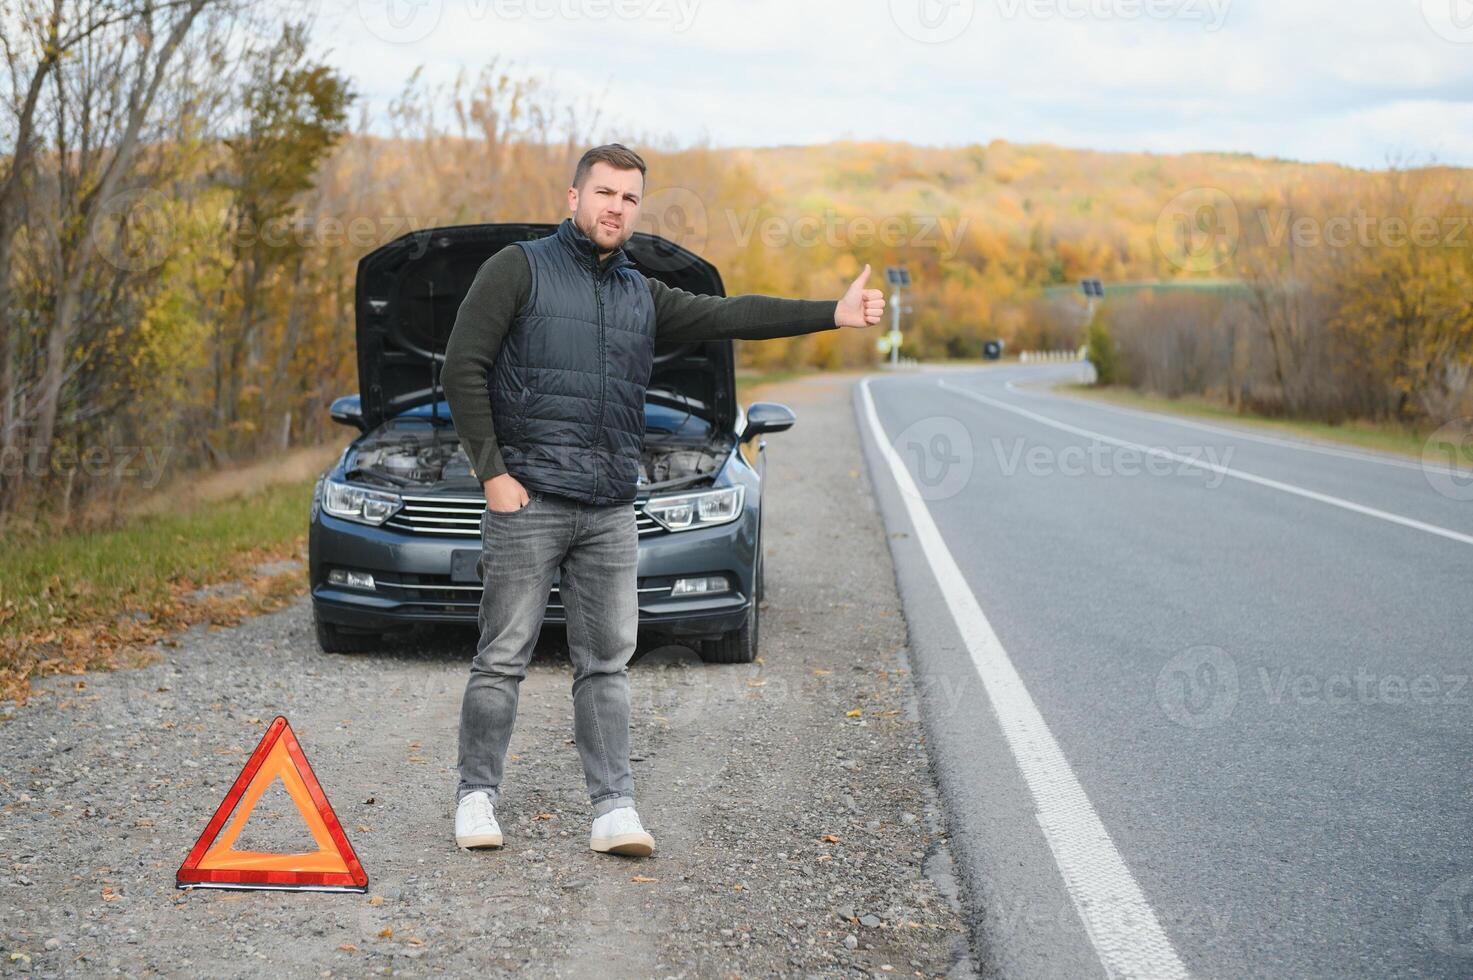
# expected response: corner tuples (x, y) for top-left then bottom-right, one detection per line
(442, 244), (840, 481)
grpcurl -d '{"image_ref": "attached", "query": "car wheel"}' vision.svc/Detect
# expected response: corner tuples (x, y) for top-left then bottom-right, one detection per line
(698, 595), (759, 664)
(313, 606), (381, 654)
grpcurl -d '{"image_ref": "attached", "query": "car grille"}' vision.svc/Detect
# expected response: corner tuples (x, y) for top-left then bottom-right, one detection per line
(385, 494), (666, 537)
(374, 573), (674, 620)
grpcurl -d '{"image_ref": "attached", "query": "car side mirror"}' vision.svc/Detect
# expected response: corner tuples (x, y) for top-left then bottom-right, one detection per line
(740, 401), (795, 442)
(329, 394), (366, 431)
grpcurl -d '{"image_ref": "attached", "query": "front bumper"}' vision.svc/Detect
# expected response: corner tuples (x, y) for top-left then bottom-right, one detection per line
(309, 507), (756, 641)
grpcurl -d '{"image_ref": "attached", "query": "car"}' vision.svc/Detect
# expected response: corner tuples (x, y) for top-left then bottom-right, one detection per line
(308, 222), (798, 664)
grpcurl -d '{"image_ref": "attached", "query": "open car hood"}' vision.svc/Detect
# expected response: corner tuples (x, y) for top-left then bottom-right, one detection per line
(354, 222), (732, 433)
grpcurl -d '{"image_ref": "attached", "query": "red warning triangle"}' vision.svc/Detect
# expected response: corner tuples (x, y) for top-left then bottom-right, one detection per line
(176, 715), (368, 892)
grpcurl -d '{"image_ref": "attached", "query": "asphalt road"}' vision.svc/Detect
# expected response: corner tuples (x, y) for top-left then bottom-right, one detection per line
(855, 362), (1473, 980)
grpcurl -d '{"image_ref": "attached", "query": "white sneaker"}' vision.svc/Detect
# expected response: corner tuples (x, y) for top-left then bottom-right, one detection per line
(454, 791), (503, 849)
(589, 806), (655, 857)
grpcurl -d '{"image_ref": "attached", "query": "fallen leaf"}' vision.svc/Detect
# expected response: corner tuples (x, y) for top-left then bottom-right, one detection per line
(368, 895), (384, 906)
(746, 679), (766, 688)
(821, 834), (841, 843)
(630, 875), (657, 883)
(534, 813), (555, 821)
(406, 937), (425, 947)
(817, 854), (832, 862)
(845, 709), (862, 718)
(338, 943), (358, 953)
(812, 669), (832, 676)
(378, 928), (393, 939)
(356, 824), (371, 833)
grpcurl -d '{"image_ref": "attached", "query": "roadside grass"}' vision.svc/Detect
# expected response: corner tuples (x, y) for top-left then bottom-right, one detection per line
(1056, 383), (1437, 459)
(0, 477), (317, 710)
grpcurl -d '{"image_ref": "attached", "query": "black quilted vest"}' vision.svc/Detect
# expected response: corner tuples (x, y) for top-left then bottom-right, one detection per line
(488, 218), (655, 505)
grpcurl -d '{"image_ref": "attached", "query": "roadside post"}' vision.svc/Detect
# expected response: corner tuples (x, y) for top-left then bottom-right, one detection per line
(885, 266), (911, 366)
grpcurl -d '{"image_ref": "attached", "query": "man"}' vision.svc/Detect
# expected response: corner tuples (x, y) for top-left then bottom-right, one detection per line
(441, 143), (884, 858)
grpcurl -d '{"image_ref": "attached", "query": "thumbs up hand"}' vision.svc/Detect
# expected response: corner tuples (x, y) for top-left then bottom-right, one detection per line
(834, 263), (886, 328)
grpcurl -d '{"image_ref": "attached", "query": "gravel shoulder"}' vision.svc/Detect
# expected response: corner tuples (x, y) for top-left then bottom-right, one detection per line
(1, 373), (976, 978)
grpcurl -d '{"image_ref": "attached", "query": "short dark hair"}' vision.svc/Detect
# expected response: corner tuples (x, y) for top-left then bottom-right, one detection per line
(572, 143), (647, 191)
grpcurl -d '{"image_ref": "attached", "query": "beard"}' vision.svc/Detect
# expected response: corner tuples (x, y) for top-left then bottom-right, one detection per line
(575, 209), (633, 252)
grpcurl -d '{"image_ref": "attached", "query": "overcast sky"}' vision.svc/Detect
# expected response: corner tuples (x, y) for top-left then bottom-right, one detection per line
(311, 0), (1473, 170)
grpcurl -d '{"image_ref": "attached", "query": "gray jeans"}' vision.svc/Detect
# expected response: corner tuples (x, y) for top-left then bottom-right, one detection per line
(456, 489), (639, 818)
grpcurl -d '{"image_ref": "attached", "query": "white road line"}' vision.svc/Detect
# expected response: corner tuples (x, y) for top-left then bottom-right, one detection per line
(940, 379), (1473, 549)
(1001, 378), (1444, 475)
(858, 378), (1191, 980)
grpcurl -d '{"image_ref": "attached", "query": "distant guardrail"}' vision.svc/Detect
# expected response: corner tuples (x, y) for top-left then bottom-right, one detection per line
(1019, 348), (1088, 364)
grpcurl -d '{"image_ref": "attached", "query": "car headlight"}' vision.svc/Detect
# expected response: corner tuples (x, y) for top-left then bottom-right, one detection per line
(321, 478), (401, 526)
(642, 485), (745, 532)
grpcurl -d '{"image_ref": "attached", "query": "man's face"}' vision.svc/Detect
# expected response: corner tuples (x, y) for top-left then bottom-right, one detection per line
(568, 161), (643, 254)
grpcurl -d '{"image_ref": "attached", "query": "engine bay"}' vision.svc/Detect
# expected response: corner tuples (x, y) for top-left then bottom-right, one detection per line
(344, 418), (732, 494)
